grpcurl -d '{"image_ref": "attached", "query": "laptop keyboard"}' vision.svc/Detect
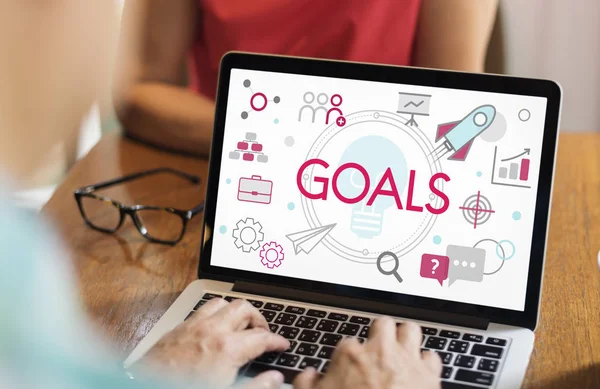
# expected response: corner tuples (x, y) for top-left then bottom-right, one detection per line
(186, 293), (509, 388)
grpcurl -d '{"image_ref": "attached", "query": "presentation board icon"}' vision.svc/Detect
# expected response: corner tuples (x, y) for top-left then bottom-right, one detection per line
(396, 92), (431, 127)
(491, 147), (531, 189)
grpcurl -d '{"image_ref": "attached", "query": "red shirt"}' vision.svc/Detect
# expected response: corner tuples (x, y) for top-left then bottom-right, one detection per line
(189, 0), (422, 99)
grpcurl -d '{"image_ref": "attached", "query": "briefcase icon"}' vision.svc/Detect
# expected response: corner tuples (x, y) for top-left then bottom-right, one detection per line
(237, 175), (273, 204)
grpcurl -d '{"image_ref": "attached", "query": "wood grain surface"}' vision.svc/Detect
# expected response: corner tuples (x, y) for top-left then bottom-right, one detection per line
(42, 132), (600, 388)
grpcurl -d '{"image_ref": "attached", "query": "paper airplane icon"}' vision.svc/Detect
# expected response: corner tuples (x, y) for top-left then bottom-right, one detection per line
(286, 224), (337, 255)
(431, 105), (496, 162)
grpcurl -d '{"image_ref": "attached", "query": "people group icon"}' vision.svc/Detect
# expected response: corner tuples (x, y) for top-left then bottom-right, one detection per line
(298, 92), (345, 126)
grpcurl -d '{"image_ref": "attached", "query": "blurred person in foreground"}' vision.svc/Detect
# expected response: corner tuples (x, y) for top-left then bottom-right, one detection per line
(0, 1), (442, 389)
(115, 0), (498, 156)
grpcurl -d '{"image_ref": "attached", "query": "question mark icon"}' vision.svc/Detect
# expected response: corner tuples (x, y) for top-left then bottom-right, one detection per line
(431, 259), (440, 274)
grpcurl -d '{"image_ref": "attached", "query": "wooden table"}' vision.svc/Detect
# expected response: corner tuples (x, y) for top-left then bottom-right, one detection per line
(43, 132), (600, 388)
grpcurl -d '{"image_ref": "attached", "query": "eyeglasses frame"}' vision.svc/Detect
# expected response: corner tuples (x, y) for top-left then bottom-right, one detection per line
(74, 168), (204, 245)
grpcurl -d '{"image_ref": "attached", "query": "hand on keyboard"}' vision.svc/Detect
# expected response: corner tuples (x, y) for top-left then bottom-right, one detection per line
(294, 318), (442, 389)
(137, 298), (289, 388)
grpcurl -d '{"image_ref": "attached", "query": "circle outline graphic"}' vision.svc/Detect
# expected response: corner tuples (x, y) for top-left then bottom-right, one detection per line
(300, 110), (443, 264)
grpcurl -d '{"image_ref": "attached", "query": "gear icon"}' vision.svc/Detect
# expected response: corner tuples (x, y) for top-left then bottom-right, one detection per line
(232, 218), (264, 252)
(260, 241), (285, 269)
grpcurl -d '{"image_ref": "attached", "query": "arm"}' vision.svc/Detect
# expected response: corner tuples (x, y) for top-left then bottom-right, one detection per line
(413, 0), (499, 73)
(113, 0), (214, 156)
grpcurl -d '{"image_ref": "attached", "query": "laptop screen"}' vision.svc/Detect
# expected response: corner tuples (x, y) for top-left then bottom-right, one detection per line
(210, 68), (548, 312)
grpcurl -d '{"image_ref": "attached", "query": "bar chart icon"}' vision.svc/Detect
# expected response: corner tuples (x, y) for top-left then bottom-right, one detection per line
(491, 147), (532, 189)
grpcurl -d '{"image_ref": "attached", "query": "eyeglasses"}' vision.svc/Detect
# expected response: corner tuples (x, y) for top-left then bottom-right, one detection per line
(74, 168), (204, 245)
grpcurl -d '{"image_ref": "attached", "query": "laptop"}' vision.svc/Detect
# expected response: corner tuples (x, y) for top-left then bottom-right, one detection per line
(124, 53), (562, 388)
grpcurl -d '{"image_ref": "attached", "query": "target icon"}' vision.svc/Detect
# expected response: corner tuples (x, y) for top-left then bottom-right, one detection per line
(459, 191), (495, 229)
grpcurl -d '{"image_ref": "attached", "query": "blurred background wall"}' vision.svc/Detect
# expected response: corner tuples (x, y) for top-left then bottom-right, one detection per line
(487, 0), (599, 132)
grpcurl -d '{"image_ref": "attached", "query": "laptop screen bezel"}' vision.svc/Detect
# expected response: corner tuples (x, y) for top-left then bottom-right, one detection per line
(198, 52), (561, 331)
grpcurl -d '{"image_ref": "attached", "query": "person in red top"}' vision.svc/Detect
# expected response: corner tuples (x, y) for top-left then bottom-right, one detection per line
(115, 0), (498, 157)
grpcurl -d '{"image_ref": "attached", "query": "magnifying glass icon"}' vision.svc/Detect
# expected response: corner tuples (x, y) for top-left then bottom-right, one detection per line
(376, 251), (403, 283)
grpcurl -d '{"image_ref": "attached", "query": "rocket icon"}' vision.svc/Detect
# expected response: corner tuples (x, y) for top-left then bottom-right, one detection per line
(430, 105), (496, 163)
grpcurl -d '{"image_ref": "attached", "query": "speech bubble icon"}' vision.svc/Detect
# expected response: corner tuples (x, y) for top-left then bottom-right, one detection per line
(420, 254), (449, 286)
(447, 245), (486, 287)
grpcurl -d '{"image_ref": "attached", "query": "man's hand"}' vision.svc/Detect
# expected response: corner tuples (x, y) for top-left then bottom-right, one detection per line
(294, 318), (442, 389)
(138, 298), (289, 388)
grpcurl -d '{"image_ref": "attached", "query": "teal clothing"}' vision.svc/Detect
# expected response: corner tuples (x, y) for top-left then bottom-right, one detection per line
(0, 194), (166, 389)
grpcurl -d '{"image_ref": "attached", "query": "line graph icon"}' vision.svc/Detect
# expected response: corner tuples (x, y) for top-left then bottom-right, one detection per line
(396, 92), (431, 127)
(459, 191), (495, 229)
(491, 147), (532, 189)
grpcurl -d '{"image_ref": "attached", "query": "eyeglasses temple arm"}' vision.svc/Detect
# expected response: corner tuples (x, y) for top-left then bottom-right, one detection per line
(190, 202), (205, 216)
(78, 168), (200, 191)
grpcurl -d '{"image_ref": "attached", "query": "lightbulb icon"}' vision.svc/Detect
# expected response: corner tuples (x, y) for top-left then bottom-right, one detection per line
(337, 135), (408, 239)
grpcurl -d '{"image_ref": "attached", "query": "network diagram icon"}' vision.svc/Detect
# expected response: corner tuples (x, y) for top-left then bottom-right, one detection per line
(241, 79), (280, 119)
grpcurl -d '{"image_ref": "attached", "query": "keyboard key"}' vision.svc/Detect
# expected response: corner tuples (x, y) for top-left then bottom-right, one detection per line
(278, 326), (300, 340)
(463, 333), (483, 342)
(425, 336), (448, 350)
(349, 316), (371, 325)
(299, 330), (321, 343)
(455, 369), (494, 386)
(338, 323), (360, 336)
(454, 355), (476, 368)
(321, 361), (330, 373)
(286, 341), (298, 353)
(320, 333), (343, 346)
(276, 353), (300, 368)
(194, 300), (208, 310)
(357, 337), (366, 344)
(306, 309), (327, 318)
(260, 309), (277, 322)
(245, 363), (300, 384)
(296, 343), (319, 356)
(437, 351), (453, 365)
(318, 346), (335, 359)
(478, 358), (499, 372)
(202, 293), (222, 300)
(268, 324), (279, 333)
(448, 340), (470, 354)
(486, 337), (507, 347)
(224, 296), (239, 302)
(440, 330), (461, 339)
(359, 326), (370, 338)
(247, 299), (264, 308)
(285, 306), (306, 315)
(299, 357), (322, 370)
(275, 313), (298, 326)
(422, 327), (438, 335)
(442, 366), (453, 379)
(256, 352), (279, 364)
(317, 319), (339, 332)
(471, 344), (503, 359)
(185, 311), (195, 321)
(441, 383), (483, 389)
(296, 316), (318, 329)
(265, 303), (284, 311)
(328, 313), (349, 321)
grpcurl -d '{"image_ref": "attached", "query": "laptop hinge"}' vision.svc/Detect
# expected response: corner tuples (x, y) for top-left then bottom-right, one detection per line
(233, 281), (489, 330)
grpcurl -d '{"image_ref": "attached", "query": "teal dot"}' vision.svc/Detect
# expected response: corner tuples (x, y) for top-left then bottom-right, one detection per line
(219, 225), (227, 234)
(433, 235), (442, 244)
(287, 202), (295, 210)
(512, 211), (521, 221)
(226, 178), (231, 184)
(274, 118), (279, 124)
(476, 171), (482, 177)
